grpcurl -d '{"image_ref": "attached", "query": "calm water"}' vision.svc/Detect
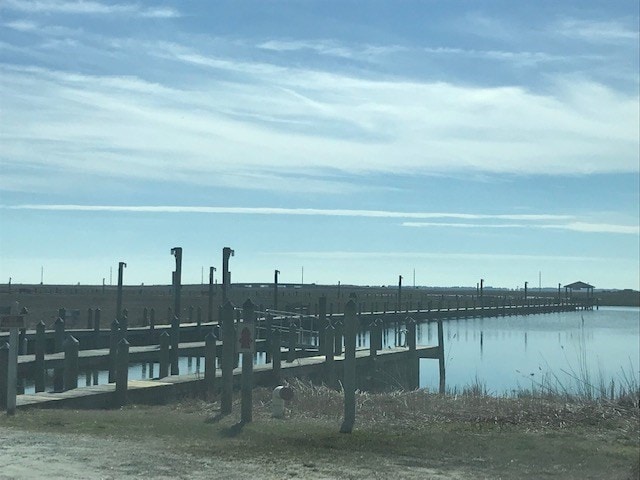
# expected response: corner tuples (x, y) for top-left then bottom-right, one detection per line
(23, 307), (639, 397)
(417, 307), (640, 395)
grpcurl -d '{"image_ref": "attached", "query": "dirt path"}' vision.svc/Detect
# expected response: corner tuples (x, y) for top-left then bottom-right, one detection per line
(0, 427), (464, 480)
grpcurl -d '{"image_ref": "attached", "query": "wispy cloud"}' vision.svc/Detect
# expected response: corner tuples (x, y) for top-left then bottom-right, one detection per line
(259, 251), (611, 262)
(403, 222), (640, 235)
(1, 55), (637, 195)
(556, 19), (639, 44)
(1, 0), (180, 18)
(3, 204), (573, 221)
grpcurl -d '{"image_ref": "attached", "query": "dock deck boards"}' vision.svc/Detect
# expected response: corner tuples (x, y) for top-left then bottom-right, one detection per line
(14, 345), (438, 410)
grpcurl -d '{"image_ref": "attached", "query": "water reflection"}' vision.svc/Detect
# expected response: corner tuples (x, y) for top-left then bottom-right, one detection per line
(419, 307), (639, 395)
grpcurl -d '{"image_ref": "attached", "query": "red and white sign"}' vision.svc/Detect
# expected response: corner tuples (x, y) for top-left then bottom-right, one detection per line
(237, 323), (256, 354)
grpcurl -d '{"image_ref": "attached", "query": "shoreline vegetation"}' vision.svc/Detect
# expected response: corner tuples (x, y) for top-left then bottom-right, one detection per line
(2, 381), (638, 479)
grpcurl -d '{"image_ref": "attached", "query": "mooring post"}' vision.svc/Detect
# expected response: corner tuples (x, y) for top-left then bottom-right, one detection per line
(170, 247), (182, 375)
(265, 313), (273, 363)
(115, 338), (130, 407)
(34, 320), (46, 392)
(0, 342), (8, 409)
(149, 308), (155, 344)
(340, 299), (357, 434)
(222, 247), (234, 305)
(63, 335), (79, 391)
(108, 319), (119, 383)
(287, 317), (296, 363)
(53, 316), (65, 392)
(93, 308), (101, 348)
(241, 299), (256, 423)
(159, 331), (170, 378)
(220, 300), (235, 415)
(437, 319), (445, 394)
(318, 296), (327, 356)
(87, 307), (93, 330)
(121, 308), (129, 340)
(406, 317), (418, 390)
(334, 318), (343, 356)
(204, 331), (216, 399)
(272, 327), (281, 383)
(116, 261), (126, 322)
(142, 307), (148, 327)
(324, 321), (335, 387)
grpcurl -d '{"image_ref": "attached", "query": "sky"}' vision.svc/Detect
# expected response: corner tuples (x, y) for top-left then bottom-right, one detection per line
(0, 0), (638, 290)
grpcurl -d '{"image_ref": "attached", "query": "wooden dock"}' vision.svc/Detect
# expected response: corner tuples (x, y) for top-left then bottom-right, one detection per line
(15, 345), (439, 410)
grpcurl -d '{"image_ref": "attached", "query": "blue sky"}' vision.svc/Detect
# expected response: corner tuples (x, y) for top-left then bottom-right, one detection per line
(0, 0), (638, 289)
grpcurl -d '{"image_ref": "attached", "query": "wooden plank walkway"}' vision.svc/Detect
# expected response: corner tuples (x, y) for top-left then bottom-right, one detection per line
(15, 345), (439, 410)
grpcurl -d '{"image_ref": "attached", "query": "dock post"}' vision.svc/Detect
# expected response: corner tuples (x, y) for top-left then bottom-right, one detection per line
(406, 318), (418, 390)
(149, 308), (155, 344)
(0, 343), (8, 409)
(93, 308), (101, 348)
(437, 319), (445, 394)
(108, 319), (119, 383)
(170, 316), (180, 375)
(121, 309), (129, 340)
(340, 299), (357, 433)
(53, 317), (65, 392)
(63, 335), (79, 391)
(241, 299), (256, 423)
(334, 318), (343, 356)
(318, 296), (327, 355)
(115, 338), (130, 407)
(287, 317), (297, 363)
(159, 332), (170, 379)
(87, 308), (93, 330)
(34, 320), (46, 392)
(204, 331), (216, 399)
(324, 321), (335, 388)
(272, 327), (281, 383)
(265, 313), (273, 363)
(220, 301), (235, 415)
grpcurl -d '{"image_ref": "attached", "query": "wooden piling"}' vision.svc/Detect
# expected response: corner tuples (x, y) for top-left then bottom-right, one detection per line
(108, 319), (119, 383)
(63, 335), (79, 391)
(115, 338), (130, 407)
(324, 322), (335, 387)
(287, 317), (296, 363)
(241, 299), (255, 423)
(220, 301), (235, 415)
(340, 300), (357, 433)
(406, 317), (418, 390)
(272, 327), (281, 383)
(34, 320), (46, 393)
(0, 342), (8, 409)
(159, 331), (170, 379)
(437, 319), (445, 394)
(53, 317), (65, 392)
(204, 332), (216, 398)
(93, 308), (101, 348)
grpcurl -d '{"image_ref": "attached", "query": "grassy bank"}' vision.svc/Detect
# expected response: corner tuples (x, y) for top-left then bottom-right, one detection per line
(3, 384), (638, 479)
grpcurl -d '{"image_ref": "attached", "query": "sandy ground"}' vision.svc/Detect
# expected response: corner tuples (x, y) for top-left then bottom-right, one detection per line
(0, 427), (464, 480)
